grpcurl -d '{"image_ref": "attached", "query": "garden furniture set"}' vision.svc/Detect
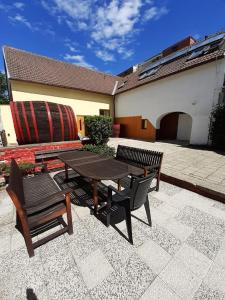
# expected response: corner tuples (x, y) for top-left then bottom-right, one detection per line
(7, 145), (163, 257)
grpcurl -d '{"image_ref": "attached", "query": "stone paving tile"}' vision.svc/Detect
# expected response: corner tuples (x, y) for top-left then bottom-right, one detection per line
(140, 276), (181, 300)
(0, 189), (14, 226)
(138, 222), (182, 255)
(212, 201), (225, 212)
(214, 237), (225, 269)
(136, 239), (171, 274)
(67, 214), (99, 262)
(149, 195), (164, 208)
(161, 218), (193, 242)
(175, 244), (212, 278)
(46, 268), (90, 300)
(77, 249), (114, 290)
(0, 223), (13, 257)
(176, 205), (225, 259)
(186, 229), (223, 260)
(8, 248), (46, 300)
(203, 263), (225, 294)
(102, 234), (135, 270)
(116, 253), (156, 299)
(159, 258), (202, 299)
(194, 283), (225, 300)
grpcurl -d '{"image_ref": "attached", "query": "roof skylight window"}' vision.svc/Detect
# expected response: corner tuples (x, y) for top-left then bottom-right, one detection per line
(139, 66), (161, 80)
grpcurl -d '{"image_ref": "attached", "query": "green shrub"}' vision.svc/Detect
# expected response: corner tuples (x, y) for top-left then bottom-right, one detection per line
(209, 103), (225, 149)
(0, 161), (35, 176)
(82, 144), (115, 157)
(84, 115), (112, 145)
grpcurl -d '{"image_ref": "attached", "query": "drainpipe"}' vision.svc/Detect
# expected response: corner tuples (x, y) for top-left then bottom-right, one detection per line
(112, 81), (119, 122)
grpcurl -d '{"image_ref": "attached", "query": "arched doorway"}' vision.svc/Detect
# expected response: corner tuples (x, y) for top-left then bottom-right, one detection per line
(157, 112), (192, 142)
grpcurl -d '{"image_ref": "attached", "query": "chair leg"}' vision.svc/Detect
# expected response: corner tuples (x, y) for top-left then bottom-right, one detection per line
(124, 206), (133, 244)
(106, 213), (111, 227)
(156, 173), (160, 191)
(65, 193), (73, 235)
(144, 197), (152, 227)
(20, 215), (34, 257)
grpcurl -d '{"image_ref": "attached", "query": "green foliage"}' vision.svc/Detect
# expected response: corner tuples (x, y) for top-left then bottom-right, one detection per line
(209, 103), (225, 149)
(0, 71), (9, 104)
(0, 162), (35, 176)
(84, 115), (112, 145)
(82, 144), (115, 157)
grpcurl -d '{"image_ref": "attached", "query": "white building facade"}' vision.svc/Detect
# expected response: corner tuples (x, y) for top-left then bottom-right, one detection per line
(115, 59), (225, 145)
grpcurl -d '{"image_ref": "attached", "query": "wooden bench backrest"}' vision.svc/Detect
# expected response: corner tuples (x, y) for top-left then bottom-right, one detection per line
(6, 159), (25, 210)
(116, 145), (163, 168)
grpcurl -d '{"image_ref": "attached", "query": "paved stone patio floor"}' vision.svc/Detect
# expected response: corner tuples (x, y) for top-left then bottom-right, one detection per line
(108, 138), (225, 196)
(1, 173), (225, 299)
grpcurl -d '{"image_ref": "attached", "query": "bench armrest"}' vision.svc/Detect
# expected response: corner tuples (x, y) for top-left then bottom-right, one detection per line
(143, 164), (161, 171)
(24, 188), (73, 214)
(107, 185), (130, 205)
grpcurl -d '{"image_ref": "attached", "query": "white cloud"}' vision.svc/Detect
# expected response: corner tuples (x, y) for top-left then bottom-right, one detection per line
(143, 6), (168, 21)
(92, 0), (142, 41)
(0, 1), (25, 11)
(63, 53), (95, 69)
(14, 2), (25, 10)
(9, 14), (34, 30)
(41, 0), (169, 62)
(95, 50), (115, 62)
(54, 0), (91, 20)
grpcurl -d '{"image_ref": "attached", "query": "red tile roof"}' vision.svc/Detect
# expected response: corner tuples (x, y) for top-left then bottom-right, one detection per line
(115, 37), (225, 94)
(3, 46), (120, 95)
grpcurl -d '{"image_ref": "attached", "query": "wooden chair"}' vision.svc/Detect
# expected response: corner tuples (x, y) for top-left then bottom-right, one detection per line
(102, 173), (156, 244)
(6, 159), (73, 257)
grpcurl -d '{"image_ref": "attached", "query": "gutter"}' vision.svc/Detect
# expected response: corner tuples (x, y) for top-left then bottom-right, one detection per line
(2, 47), (12, 101)
(112, 81), (119, 121)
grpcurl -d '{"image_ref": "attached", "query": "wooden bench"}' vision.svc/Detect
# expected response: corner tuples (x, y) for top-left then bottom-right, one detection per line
(35, 148), (79, 162)
(115, 145), (163, 191)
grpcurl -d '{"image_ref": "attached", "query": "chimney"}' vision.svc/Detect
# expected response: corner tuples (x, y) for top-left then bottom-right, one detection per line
(162, 36), (196, 57)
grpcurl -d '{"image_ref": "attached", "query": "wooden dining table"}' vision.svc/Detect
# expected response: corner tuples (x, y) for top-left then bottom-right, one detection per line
(58, 150), (143, 213)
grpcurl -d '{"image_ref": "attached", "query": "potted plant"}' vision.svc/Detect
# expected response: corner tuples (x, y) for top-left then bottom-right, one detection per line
(112, 124), (120, 138)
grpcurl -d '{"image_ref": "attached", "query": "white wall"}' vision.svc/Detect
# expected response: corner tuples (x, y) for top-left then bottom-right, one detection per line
(115, 59), (225, 145)
(0, 105), (17, 145)
(177, 114), (192, 140)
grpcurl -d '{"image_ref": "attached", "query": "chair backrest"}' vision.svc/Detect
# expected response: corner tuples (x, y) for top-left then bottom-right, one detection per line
(116, 145), (163, 169)
(130, 173), (155, 210)
(6, 159), (25, 209)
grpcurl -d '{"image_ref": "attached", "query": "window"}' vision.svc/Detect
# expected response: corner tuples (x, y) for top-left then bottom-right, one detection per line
(118, 81), (127, 89)
(139, 66), (161, 80)
(141, 119), (147, 129)
(99, 109), (110, 117)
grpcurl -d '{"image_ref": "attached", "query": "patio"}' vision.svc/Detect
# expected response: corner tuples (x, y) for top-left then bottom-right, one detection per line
(1, 172), (225, 300)
(109, 138), (225, 199)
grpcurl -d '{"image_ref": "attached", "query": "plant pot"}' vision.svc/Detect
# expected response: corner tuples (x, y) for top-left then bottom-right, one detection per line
(112, 124), (120, 138)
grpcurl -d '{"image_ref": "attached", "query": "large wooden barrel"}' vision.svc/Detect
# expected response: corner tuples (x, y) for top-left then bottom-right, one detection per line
(10, 101), (78, 145)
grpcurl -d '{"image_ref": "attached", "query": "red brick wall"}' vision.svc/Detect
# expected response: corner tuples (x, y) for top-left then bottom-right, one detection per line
(0, 140), (82, 170)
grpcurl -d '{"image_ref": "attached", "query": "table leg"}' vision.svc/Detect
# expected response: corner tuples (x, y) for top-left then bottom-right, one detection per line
(118, 179), (122, 191)
(65, 163), (69, 182)
(93, 180), (98, 214)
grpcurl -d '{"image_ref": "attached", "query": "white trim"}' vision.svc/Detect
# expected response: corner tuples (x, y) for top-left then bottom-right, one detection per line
(112, 80), (119, 95)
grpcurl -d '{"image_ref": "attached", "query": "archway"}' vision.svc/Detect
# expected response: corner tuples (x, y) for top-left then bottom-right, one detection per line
(157, 112), (192, 142)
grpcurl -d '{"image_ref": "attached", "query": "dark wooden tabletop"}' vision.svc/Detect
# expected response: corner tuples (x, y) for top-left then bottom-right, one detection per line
(58, 150), (143, 180)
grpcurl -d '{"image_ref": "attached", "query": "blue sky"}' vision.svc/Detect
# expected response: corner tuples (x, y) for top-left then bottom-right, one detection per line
(0, 0), (225, 75)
